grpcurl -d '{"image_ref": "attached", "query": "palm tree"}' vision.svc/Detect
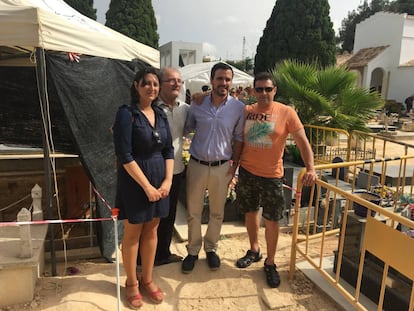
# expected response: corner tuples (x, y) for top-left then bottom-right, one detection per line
(270, 59), (384, 133)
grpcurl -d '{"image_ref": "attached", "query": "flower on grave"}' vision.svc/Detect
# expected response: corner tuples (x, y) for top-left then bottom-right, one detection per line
(370, 185), (396, 201)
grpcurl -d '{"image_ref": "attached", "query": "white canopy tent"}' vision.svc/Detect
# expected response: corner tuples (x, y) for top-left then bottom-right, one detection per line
(179, 61), (253, 97)
(0, 0), (160, 275)
(0, 0), (159, 66)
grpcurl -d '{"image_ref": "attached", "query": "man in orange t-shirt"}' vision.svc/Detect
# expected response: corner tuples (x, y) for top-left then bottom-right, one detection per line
(235, 72), (317, 288)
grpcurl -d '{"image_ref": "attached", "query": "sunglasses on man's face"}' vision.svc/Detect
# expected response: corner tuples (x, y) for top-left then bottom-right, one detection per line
(254, 87), (274, 93)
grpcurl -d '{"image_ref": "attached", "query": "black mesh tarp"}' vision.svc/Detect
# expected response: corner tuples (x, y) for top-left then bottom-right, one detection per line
(46, 54), (148, 261)
(0, 65), (74, 152)
(0, 53), (147, 261)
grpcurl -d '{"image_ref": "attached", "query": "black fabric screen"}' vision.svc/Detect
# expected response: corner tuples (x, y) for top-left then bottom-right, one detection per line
(0, 65), (74, 152)
(46, 54), (148, 261)
(0, 52), (148, 261)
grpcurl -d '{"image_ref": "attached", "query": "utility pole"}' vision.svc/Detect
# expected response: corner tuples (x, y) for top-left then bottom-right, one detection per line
(242, 36), (246, 70)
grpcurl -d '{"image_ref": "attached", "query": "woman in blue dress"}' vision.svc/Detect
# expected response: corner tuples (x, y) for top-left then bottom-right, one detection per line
(113, 67), (174, 308)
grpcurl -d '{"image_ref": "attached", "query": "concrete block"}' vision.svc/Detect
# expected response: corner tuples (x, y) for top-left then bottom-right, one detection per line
(0, 224), (47, 307)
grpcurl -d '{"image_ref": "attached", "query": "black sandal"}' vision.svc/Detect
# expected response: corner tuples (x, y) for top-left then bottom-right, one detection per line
(236, 249), (263, 268)
(264, 262), (281, 288)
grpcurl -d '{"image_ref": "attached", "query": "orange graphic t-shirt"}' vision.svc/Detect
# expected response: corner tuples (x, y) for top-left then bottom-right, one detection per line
(240, 101), (303, 178)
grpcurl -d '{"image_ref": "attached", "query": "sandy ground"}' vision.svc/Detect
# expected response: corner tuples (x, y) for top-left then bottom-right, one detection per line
(3, 228), (341, 311)
(4, 134), (413, 311)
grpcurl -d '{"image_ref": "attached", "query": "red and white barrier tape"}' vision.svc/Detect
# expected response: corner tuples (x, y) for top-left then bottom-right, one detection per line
(93, 187), (113, 211)
(0, 187), (120, 227)
(0, 217), (113, 227)
(2, 185), (300, 227)
(283, 184), (302, 198)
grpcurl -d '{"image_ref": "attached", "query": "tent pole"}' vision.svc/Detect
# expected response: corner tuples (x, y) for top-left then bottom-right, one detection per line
(35, 48), (57, 276)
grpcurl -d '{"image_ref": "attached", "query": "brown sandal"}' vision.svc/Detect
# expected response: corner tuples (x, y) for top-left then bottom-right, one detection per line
(140, 279), (164, 304)
(125, 281), (143, 309)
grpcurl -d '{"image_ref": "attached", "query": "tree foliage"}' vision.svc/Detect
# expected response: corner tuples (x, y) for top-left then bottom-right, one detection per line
(64, 0), (97, 20)
(226, 57), (253, 72)
(337, 0), (390, 53)
(337, 0), (414, 53)
(105, 0), (159, 49)
(271, 59), (383, 132)
(389, 0), (414, 14)
(254, 0), (336, 74)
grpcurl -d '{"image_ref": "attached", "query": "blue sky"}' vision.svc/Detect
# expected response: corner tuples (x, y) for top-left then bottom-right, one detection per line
(95, 0), (363, 60)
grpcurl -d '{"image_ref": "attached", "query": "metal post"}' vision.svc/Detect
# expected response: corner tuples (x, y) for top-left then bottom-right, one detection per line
(35, 48), (56, 276)
(112, 208), (121, 311)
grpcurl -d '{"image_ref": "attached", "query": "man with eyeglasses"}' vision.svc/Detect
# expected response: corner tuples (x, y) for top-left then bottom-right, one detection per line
(235, 72), (317, 288)
(182, 62), (245, 274)
(153, 67), (189, 265)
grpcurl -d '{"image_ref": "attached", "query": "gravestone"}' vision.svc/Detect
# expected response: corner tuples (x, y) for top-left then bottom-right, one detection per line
(331, 157), (347, 181)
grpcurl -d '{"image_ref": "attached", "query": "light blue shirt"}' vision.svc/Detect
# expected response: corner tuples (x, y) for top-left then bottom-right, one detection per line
(185, 95), (245, 161)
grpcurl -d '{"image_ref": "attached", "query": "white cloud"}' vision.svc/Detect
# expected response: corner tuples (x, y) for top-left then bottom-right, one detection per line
(202, 42), (218, 57)
(213, 16), (240, 25)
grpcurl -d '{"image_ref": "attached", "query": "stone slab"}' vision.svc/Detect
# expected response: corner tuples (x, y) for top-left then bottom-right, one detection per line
(0, 224), (47, 307)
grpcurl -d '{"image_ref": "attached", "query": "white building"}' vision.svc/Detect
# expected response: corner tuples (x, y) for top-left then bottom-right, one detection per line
(346, 12), (414, 104)
(159, 41), (203, 68)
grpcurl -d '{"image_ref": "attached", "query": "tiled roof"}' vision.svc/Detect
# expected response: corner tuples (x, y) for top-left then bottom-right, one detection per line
(336, 52), (353, 66)
(400, 59), (414, 67)
(345, 46), (389, 68)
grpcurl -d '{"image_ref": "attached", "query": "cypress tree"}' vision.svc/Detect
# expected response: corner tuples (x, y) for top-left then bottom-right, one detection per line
(105, 0), (159, 49)
(254, 0), (335, 73)
(64, 0), (97, 20)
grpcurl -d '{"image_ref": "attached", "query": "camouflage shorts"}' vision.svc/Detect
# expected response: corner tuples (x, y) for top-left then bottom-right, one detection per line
(236, 166), (285, 221)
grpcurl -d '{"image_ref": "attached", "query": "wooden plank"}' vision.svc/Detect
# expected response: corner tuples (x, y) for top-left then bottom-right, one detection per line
(0, 153), (78, 160)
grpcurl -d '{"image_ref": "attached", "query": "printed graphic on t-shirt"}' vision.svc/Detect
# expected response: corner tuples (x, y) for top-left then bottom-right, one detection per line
(245, 114), (275, 149)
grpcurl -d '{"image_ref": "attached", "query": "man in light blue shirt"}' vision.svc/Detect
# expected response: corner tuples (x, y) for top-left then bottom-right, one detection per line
(182, 62), (245, 273)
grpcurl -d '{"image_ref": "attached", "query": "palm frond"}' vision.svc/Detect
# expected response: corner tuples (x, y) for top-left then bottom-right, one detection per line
(315, 66), (356, 97)
(270, 60), (384, 133)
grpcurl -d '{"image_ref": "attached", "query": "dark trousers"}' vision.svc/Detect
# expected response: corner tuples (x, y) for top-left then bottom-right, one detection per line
(155, 172), (184, 261)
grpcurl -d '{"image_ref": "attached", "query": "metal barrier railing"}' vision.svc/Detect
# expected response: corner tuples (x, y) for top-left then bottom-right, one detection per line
(304, 125), (350, 164)
(304, 126), (414, 167)
(350, 130), (414, 161)
(289, 156), (414, 311)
